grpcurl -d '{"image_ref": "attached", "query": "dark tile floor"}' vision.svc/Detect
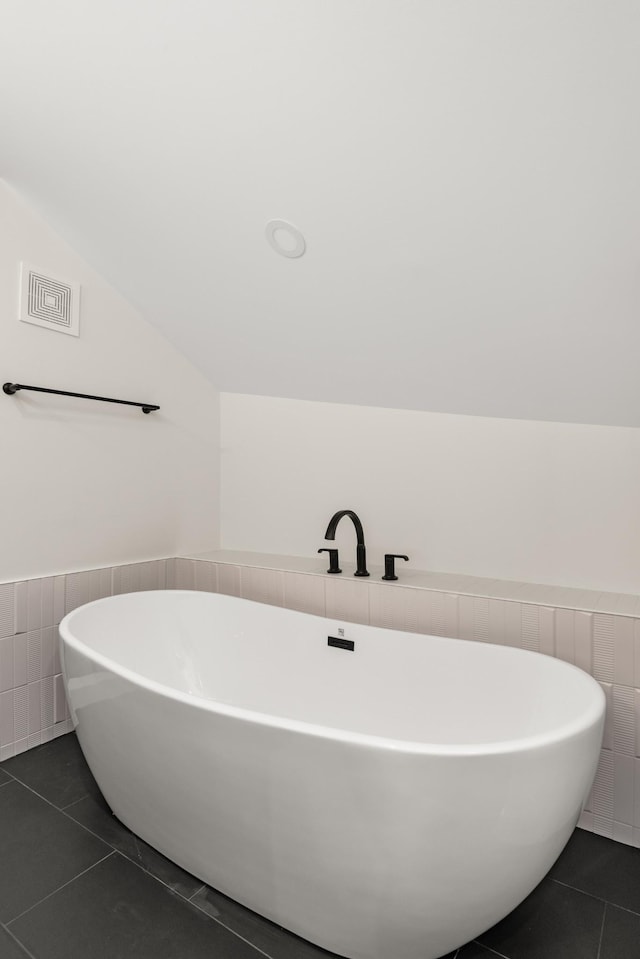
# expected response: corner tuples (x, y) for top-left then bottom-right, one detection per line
(1, 735), (640, 959)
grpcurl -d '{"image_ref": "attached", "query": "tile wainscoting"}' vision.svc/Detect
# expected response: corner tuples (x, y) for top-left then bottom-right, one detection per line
(2, 552), (640, 850)
(0, 560), (174, 761)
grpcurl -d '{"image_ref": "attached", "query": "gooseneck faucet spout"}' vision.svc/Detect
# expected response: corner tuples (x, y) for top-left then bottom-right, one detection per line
(324, 509), (370, 577)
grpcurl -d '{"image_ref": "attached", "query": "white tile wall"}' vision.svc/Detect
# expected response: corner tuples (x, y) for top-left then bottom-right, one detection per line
(193, 560), (217, 593)
(216, 562), (241, 597)
(113, 560), (167, 595)
(173, 557), (196, 590)
(240, 567), (284, 607)
(369, 583), (423, 633)
(325, 576), (370, 624)
(0, 583), (14, 637)
(0, 559), (170, 760)
(283, 572), (325, 616)
(2, 554), (639, 852)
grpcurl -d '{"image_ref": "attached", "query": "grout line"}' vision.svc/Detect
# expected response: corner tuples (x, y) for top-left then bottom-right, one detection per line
(56, 802), (207, 904)
(550, 877), (640, 919)
(186, 891), (274, 959)
(110, 850), (273, 959)
(550, 877), (610, 904)
(59, 802), (129, 851)
(469, 942), (511, 959)
(591, 898), (640, 921)
(0, 920), (38, 959)
(6, 851), (115, 926)
(1, 768), (96, 820)
(107, 846), (205, 902)
(188, 883), (207, 901)
(45, 783), (269, 959)
(30, 773), (287, 959)
(595, 903), (607, 959)
(60, 793), (90, 811)
(0, 767), (129, 880)
(12, 766), (211, 909)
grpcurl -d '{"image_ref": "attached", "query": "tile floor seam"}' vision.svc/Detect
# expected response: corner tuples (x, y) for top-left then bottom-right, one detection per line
(550, 876), (640, 917)
(471, 942), (511, 959)
(3, 776), (120, 868)
(0, 768), (93, 816)
(58, 800), (124, 850)
(20, 780), (276, 959)
(595, 902), (607, 959)
(0, 921), (38, 959)
(105, 850), (271, 959)
(2, 777), (121, 861)
(60, 794), (87, 811)
(109, 847), (204, 902)
(550, 877), (609, 905)
(594, 898), (640, 920)
(186, 889), (279, 959)
(5, 850), (116, 927)
(187, 883), (208, 901)
(17, 752), (357, 959)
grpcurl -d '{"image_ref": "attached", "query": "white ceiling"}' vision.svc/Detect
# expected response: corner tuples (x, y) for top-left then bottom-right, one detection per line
(1, 1), (639, 426)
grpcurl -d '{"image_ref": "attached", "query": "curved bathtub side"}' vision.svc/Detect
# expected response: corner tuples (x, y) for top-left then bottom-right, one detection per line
(62, 640), (604, 959)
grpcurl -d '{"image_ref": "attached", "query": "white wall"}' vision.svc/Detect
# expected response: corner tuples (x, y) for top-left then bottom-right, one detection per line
(221, 393), (640, 594)
(0, 181), (220, 582)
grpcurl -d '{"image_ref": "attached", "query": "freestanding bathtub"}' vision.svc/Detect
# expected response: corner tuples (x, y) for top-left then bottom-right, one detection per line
(60, 589), (605, 959)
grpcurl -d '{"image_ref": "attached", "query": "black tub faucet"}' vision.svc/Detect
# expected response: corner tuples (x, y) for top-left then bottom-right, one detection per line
(382, 554), (409, 581)
(324, 510), (370, 577)
(318, 548), (341, 574)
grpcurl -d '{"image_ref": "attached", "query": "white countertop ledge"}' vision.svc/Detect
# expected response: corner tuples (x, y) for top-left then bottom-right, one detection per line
(182, 549), (640, 619)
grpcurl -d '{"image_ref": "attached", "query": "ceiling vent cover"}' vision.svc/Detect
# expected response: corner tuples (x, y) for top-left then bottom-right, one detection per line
(19, 262), (80, 336)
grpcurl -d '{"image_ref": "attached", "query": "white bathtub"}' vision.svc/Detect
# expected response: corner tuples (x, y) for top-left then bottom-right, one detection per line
(60, 590), (605, 959)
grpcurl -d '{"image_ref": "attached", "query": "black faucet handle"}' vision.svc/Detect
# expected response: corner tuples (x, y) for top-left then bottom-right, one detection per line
(318, 548), (342, 574)
(382, 554), (409, 581)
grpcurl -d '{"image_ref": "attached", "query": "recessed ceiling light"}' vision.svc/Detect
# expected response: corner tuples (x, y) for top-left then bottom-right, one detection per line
(265, 219), (306, 259)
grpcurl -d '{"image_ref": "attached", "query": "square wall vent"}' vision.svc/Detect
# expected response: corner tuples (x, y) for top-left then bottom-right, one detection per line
(19, 262), (80, 336)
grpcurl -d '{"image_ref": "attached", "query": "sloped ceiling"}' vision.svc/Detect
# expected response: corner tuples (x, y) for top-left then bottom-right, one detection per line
(1, 1), (638, 426)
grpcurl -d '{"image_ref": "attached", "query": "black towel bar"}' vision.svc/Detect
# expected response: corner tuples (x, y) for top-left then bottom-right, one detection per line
(3, 382), (160, 414)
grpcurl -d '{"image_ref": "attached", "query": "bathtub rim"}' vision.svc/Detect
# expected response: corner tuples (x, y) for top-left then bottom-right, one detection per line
(59, 590), (606, 758)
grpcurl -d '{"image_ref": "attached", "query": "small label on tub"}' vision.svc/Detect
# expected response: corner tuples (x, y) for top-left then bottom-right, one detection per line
(328, 635), (354, 651)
